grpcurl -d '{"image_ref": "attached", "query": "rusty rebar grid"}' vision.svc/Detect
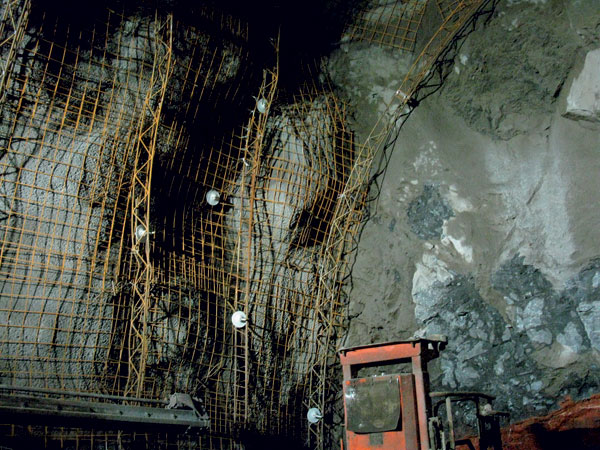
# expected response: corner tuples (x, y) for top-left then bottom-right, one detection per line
(231, 64), (279, 426)
(0, 0), (31, 104)
(1, 1), (253, 443)
(436, 0), (462, 19)
(125, 13), (174, 399)
(308, 1), (491, 448)
(344, 0), (428, 52)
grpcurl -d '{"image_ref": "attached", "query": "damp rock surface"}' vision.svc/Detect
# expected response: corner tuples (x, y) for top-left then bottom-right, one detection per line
(334, 0), (600, 424)
(442, 1), (580, 139)
(413, 273), (551, 418)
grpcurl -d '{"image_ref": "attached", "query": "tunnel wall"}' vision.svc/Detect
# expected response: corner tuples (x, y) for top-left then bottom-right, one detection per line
(329, 0), (600, 425)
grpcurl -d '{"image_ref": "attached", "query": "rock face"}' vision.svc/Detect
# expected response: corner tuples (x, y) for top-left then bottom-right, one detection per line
(225, 94), (353, 429)
(499, 394), (600, 450)
(407, 184), (454, 240)
(329, 0), (600, 424)
(0, 11), (156, 390)
(565, 48), (600, 122)
(0, 3), (249, 396)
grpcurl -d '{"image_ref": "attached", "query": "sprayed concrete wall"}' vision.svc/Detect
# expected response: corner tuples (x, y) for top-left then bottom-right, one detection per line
(329, 0), (600, 422)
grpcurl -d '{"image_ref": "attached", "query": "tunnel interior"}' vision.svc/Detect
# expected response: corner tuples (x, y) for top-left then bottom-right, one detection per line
(1, 0), (599, 449)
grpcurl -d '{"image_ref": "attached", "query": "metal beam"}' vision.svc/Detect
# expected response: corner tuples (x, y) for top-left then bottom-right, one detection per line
(0, 392), (210, 430)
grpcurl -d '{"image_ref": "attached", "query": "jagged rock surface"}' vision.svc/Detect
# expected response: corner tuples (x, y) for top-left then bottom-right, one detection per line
(329, 0), (600, 423)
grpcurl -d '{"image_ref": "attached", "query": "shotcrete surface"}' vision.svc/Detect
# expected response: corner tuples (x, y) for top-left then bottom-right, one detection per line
(329, 0), (600, 422)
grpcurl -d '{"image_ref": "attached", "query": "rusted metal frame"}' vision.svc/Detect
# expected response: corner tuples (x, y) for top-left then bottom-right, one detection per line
(378, 0), (400, 48)
(338, 341), (431, 448)
(401, 374), (420, 449)
(0, 392), (210, 429)
(445, 396), (456, 449)
(340, 341), (427, 367)
(308, 157), (365, 449)
(0, 1), (491, 444)
(436, 0), (460, 19)
(232, 62), (278, 426)
(245, 71), (279, 411)
(230, 127), (251, 427)
(395, 0), (488, 102)
(351, 0), (487, 165)
(411, 354), (431, 449)
(126, 13), (173, 398)
(401, 1), (429, 52)
(310, 132), (373, 446)
(306, 95), (385, 448)
(388, 0), (428, 52)
(369, 0), (493, 207)
(0, 0), (31, 104)
(307, 192), (342, 446)
(253, 102), (317, 433)
(349, 0), (427, 52)
(338, 340), (441, 449)
(430, 391), (500, 448)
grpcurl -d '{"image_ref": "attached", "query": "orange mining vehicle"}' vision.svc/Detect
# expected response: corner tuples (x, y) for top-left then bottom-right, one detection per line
(339, 337), (507, 450)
